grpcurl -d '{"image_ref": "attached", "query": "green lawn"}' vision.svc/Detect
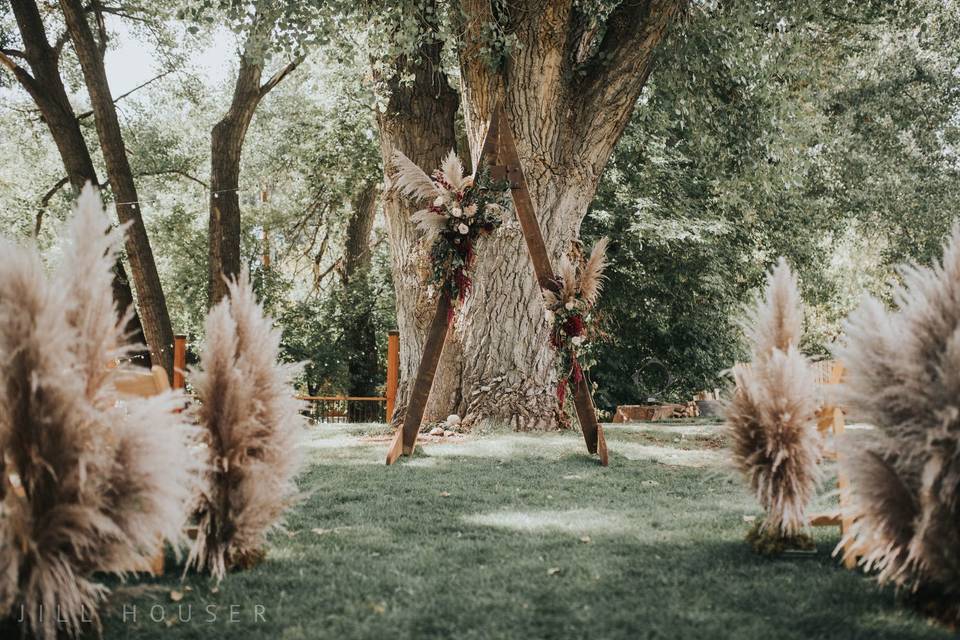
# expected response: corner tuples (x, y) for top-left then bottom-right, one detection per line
(97, 422), (949, 640)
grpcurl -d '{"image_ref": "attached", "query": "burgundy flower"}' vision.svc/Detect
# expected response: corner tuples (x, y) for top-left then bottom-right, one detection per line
(564, 314), (584, 337)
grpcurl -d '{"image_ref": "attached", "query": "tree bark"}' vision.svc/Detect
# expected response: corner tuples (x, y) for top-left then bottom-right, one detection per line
(373, 4), (464, 426)
(340, 183), (380, 415)
(4, 0), (148, 361)
(58, 0), (175, 376)
(342, 182), (378, 284)
(443, 0), (686, 430)
(207, 28), (301, 307)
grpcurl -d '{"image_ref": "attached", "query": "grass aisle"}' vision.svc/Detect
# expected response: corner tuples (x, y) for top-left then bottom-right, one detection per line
(100, 423), (950, 640)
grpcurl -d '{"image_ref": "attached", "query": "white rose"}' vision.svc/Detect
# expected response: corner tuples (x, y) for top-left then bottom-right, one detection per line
(433, 195), (445, 207)
(458, 223), (469, 234)
(452, 207), (463, 218)
(545, 310), (555, 323)
(564, 301), (575, 310)
(445, 414), (461, 427)
(571, 336), (585, 346)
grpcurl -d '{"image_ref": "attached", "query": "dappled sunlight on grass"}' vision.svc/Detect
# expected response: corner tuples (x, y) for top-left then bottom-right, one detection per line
(463, 508), (631, 536)
(614, 441), (727, 467)
(97, 421), (954, 640)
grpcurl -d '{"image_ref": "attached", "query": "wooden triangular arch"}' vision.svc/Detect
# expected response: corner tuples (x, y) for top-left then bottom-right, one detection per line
(386, 103), (608, 466)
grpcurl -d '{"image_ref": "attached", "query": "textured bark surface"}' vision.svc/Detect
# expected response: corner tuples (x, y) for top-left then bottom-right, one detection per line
(448, 0), (686, 430)
(342, 183), (379, 284)
(374, 9), (463, 426)
(4, 0), (148, 360)
(207, 28), (300, 307)
(342, 183), (380, 405)
(59, 0), (175, 376)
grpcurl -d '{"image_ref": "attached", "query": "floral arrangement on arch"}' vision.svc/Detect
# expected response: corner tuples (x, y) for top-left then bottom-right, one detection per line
(391, 150), (510, 305)
(544, 238), (609, 406)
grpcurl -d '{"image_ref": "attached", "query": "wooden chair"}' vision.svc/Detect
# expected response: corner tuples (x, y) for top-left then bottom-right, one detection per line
(113, 364), (171, 576)
(808, 360), (856, 568)
(114, 364), (171, 397)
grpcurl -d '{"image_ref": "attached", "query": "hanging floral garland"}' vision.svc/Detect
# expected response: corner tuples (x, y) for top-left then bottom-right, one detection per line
(391, 150), (510, 307)
(544, 238), (610, 407)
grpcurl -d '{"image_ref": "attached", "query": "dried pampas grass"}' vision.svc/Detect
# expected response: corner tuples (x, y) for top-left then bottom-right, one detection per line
(187, 271), (305, 582)
(835, 225), (960, 624)
(0, 185), (198, 639)
(727, 258), (821, 543)
(542, 238), (610, 312)
(391, 150), (441, 203)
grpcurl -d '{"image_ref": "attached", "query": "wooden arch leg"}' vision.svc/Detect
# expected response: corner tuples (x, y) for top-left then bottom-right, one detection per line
(385, 295), (452, 465)
(485, 103), (610, 466)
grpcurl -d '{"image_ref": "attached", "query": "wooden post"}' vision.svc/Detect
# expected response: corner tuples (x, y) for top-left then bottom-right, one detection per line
(386, 330), (400, 424)
(486, 103), (608, 466)
(386, 296), (452, 464)
(172, 334), (187, 389)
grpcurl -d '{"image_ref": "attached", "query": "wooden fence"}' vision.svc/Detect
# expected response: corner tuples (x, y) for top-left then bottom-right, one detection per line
(297, 330), (400, 424)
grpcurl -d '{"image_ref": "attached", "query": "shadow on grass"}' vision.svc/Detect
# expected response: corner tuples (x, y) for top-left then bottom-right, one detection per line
(97, 447), (950, 640)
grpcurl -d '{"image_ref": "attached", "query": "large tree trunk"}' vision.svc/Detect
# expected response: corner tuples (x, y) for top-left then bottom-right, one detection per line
(207, 29), (300, 307)
(445, 0), (686, 430)
(373, 5), (464, 426)
(58, 0), (175, 376)
(4, 0), (148, 360)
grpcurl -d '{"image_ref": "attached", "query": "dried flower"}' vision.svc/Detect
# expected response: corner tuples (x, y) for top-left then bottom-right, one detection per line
(834, 225), (960, 625)
(187, 271), (306, 582)
(727, 258), (820, 539)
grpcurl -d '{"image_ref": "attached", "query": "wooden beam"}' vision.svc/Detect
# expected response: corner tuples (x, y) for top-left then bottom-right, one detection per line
(385, 294), (452, 464)
(485, 104), (607, 465)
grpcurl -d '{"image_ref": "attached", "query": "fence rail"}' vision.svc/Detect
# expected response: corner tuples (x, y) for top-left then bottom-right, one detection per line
(297, 396), (387, 424)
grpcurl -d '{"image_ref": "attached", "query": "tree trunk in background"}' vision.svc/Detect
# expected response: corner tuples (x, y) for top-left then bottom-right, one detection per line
(342, 183), (378, 283)
(446, 0), (686, 430)
(207, 26), (301, 307)
(341, 183), (380, 417)
(4, 0), (148, 361)
(59, 0), (175, 377)
(374, 4), (463, 426)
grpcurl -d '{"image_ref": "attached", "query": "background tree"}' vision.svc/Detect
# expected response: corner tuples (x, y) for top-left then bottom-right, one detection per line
(57, 0), (176, 375)
(0, 0), (149, 359)
(175, 0), (322, 306)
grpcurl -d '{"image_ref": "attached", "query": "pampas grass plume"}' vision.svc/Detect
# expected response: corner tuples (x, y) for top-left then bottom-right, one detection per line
(727, 258), (821, 538)
(0, 184), (199, 639)
(187, 271), (306, 582)
(835, 225), (960, 624)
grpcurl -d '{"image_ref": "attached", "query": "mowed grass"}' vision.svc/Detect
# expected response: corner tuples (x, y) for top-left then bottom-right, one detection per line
(97, 423), (950, 640)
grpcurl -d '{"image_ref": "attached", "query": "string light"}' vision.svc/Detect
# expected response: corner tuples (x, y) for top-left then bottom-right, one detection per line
(112, 186), (248, 208)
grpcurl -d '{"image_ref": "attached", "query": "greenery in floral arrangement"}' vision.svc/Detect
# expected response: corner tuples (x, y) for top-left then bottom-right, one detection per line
(544, 238), (609, 407)
(392, 150), (510, 304)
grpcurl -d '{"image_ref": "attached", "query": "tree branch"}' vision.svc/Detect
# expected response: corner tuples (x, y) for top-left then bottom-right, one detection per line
(259, 55), (305, 98)
(575, 0), (686, 98)
(0, 49), (43, 99)
(0, 48), (27, 59)
(34, 176), (71, 237)
(571, 0), (686, 129)
(76, 69), (172, 119)
(135, 168), (208, 189)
